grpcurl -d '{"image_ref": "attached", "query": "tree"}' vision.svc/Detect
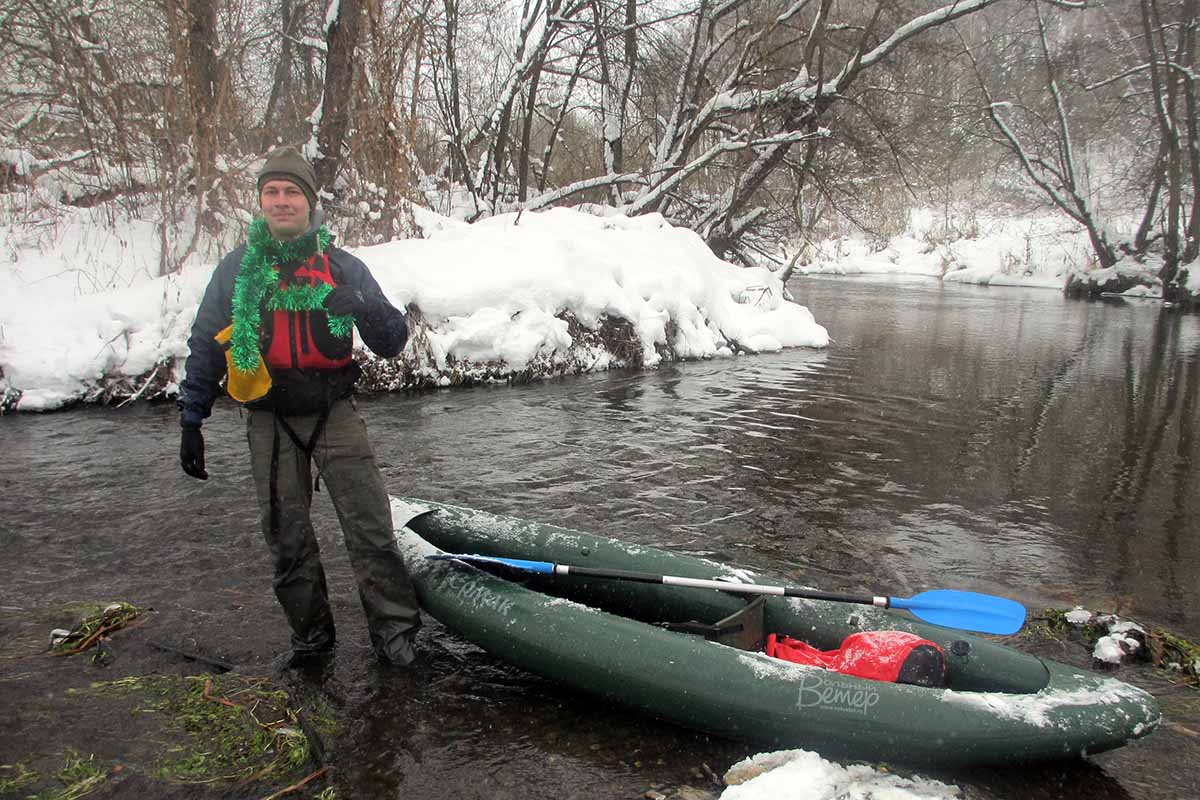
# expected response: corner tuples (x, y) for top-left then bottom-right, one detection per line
(313, 0), (364, 192)
(529, 0), (1010, 261)
(969, 0), (1198, 288)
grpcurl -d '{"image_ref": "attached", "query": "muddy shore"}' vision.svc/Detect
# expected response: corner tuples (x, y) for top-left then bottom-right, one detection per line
(2, 597), (1196, 800)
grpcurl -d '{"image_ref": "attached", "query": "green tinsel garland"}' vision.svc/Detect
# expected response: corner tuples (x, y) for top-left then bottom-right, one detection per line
(229, 217), (352, 372)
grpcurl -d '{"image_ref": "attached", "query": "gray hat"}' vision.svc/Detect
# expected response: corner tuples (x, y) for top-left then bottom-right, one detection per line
(257, 146), (318, 209)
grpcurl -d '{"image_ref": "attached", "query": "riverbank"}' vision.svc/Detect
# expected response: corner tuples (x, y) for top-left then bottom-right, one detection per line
(3, 201), (1196, 415)
(795, 207), (1197, 306)
(0, 205), (827, 414)
(2, 597), (1195, 799)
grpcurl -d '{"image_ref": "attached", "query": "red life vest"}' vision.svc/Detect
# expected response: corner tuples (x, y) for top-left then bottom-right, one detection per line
(263, 253), (354, 371)
(766, 631), (946, 686)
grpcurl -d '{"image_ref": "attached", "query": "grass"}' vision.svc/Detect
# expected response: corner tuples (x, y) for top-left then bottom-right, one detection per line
(90, 672), (336, 789)
(26, 751), (106, 800)
(0, 763), (37, 793)
(1149, 629), (1200, 685)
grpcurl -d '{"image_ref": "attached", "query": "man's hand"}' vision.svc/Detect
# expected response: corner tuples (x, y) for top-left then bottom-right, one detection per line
(180, 426), (208, 480)
(323, 286), (368, 316)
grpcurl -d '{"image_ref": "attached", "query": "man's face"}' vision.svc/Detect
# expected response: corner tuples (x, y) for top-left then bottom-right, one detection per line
(260, 179), (310, 240)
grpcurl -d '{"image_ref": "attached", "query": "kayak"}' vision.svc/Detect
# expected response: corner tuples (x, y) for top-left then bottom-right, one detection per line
(391, 497), (1160, 767)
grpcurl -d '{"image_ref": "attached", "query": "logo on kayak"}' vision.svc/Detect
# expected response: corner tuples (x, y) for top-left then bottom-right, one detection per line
(796, 673), (880, 716)
(444, 571), (515, 616)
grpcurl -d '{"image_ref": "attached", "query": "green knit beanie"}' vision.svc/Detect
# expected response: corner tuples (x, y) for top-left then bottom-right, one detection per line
(257, 146), (318, 209)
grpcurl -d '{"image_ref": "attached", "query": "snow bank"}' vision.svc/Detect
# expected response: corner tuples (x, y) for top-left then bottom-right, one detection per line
(0, 205), (829, 411)
(373, 207), (827, 371)
(798, 209), (1097, 289)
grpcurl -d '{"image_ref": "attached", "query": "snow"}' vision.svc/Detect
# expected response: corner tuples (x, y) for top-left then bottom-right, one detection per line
(797, 208), (1097, 288)
(9, 196), (1188, 414)
(1064, 607), (1093, 625)
(1093, 636), (1128, 664)
(940, 679), (1150, 728)
(1070, 609), (1099, 628)
(1059, 607), (1148, 665)
(1092, 619), (1145, 663)
(721, 750), (961, 799)
(0, 204), (828, 410)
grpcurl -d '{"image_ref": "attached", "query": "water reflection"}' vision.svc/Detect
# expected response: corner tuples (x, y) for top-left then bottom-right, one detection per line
(789, 280), (1200, 634)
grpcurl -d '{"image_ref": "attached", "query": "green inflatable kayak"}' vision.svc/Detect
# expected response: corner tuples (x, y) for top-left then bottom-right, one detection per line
(391, 497), (1160, 767)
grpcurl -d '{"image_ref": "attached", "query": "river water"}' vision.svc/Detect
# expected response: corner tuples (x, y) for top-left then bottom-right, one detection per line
(2, 276), (1197, 798)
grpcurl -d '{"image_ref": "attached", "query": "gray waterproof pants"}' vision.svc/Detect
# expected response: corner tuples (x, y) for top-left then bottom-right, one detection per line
(246, 399), (421, 663)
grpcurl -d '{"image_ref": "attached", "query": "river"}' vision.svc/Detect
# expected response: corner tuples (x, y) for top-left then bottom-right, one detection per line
(1, 276), (1197, 798)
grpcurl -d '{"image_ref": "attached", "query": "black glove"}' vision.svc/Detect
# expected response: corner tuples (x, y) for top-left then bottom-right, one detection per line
(323, 286), (368, 316)
(180, 426), (208, 480)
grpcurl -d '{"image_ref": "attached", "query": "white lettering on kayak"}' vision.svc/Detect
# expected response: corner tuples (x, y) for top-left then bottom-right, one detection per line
(443, 571), (516, 616)
(796, 673), (881, 716)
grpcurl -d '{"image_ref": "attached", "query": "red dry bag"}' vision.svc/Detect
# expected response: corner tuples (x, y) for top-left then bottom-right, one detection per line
(766, 630), (946, 687)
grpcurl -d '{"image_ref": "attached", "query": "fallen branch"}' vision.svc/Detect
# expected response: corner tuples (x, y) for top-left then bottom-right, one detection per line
(52, 616), (146, 656)
(50, 602), (146, 657)
(203, 678), (241, 709)
(259, 766), (330, 800)
(116, 364), (160, 408)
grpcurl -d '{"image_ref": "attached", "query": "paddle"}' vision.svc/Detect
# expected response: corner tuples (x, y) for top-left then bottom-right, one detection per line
(426, 553), (1027, 635)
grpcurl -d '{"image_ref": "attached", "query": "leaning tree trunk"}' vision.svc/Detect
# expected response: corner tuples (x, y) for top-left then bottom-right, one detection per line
(261, 0), (300, 150)
(314, 0), (364, 194)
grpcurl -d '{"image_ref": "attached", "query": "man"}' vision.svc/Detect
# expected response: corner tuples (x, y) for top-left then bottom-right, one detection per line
(177, 145), (421, 668)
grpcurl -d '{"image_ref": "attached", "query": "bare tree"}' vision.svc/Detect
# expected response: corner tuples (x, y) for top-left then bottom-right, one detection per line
(969, 0), (1118, 268)
(313, 0), (364, 191)
(339, 0), (432, 242)
(0, 0), (157, 206)
(1137, 0), (1199, 285)
(261, 0), (306, 149)
(970, 0), (1197, 289)
(512, 0), (1011, 261)
(16, 0), (1194, 289)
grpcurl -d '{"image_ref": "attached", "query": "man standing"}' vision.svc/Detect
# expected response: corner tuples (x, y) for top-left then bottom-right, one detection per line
(177, 145), (421, 668)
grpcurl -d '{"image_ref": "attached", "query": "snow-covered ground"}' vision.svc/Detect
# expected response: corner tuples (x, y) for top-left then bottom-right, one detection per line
(5, 200), (1195, 414)
(3, 201), (1194, 416)
(797, 208), (1084, 287)
(796, 207), (1197, 297)
(0, 204), (827, 411)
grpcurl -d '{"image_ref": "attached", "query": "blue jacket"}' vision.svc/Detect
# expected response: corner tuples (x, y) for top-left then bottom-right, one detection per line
(177, 225), (407, 427)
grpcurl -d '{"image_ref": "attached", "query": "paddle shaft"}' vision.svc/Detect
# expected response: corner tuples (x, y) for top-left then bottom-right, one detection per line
(426, 553), (1027, 633)
(556, 564), (889, 609)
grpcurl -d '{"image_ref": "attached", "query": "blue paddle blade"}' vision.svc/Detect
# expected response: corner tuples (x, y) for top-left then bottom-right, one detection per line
(426, 553), (556, 574)
(889, 589), (1026, 635)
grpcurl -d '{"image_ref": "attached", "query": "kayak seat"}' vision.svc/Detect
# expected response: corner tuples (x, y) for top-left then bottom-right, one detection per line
(658, 596), (765, 652)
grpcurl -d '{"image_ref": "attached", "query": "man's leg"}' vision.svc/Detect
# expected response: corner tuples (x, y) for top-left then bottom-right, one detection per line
(247, 409), (337, 654)
(316, 399), (421, 664)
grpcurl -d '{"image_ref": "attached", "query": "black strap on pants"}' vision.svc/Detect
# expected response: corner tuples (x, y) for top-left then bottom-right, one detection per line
(271, 407), (332, 500)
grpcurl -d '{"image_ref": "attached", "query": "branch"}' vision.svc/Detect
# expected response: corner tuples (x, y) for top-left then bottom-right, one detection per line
(632, 130), (825, 215)
(1085, 62), (1153, 91)
(988, 103), (1086, 225)
(522, 171), (646, 210)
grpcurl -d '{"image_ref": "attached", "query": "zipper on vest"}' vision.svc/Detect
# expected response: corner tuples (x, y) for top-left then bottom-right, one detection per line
(299, 310), (311, 355)
(288, 311), (300, 367)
